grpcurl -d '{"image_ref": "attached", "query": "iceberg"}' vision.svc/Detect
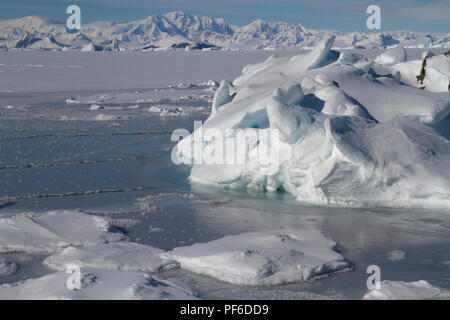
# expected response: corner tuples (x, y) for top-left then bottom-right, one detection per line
(168, 229), (351, 286)
(173, 36), (450, 209)
(392, 53), (450, 92)
(0, 260), (17, 278)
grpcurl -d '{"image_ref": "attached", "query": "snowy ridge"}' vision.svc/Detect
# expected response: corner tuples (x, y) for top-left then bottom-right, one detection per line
(173, 37), (450, 209)
(0, 11), (449, 50)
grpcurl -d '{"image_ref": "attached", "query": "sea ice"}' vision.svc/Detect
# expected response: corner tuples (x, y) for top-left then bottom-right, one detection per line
(173, 36), (450, 208)
(0, 260), (17, 278)
(393, 53), (450, 92)
(0, 211), (126, 254)
(387, 250), (406, 262)
(363, 280), (450, 300)
(43, 242), (179, 273)
(168, 229), (351, 286)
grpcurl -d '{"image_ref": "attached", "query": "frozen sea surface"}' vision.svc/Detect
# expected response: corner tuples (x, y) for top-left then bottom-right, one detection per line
(0, 49), (449, 299)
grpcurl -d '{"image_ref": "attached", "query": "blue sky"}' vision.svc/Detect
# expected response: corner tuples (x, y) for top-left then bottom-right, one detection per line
(0, 0), (449, 32)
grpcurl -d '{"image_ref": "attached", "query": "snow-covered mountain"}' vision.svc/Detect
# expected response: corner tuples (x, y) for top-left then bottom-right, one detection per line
(0, 11), (449, 50)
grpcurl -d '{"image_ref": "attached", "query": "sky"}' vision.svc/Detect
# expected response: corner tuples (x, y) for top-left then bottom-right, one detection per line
(0, 0), (449, 33)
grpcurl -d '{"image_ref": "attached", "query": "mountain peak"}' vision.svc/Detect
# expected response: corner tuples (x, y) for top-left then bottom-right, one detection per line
(164, 10), (188, 18)
(0, 11), (448, 50)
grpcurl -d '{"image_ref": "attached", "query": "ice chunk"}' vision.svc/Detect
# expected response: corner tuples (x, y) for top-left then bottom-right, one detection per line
(305, 75), (373, 118)
(423, 54), (450, 92)
(387, 250), (406, 262)
(43, 242), (179, 273)
(338, 51), (369, 66)
(89, 104), (102, 110)
(363, 280), (450, 300)
(0, 267), (197, 300)
(374, 46), (407, 66)
(168, 229), (351, 286)
(306, 36), (338, 70)
(0, 211), (126, 254)
(211, 80), (235, 116)
(0, 260), (17, 278)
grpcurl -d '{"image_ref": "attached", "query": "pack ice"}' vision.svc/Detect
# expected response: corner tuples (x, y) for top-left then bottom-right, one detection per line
(363, 280), (450, 300)
(168, 229), (351, 286)
(173, 37), (450, 208)
(0, 267), (197, 300)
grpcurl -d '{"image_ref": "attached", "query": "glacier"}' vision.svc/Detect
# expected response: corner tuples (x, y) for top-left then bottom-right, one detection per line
(173, 36), (450, 209)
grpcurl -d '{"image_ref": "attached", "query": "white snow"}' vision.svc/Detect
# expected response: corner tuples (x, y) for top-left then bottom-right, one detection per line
(0, 50), (281, 93)
(0, 211), (126, 254)
(168, 229), (351, 286)
(0, 267), (197, 300)
(392, 53), (450, 92)
(42, 242), (179, 273)
(363, 280), (450, 300)
(173, 36), (450, 209)
(1, 12), (449, 50)
(387, 250), (406, 262)
(374, 45), (407, 65)
(0, 260), (17, 278)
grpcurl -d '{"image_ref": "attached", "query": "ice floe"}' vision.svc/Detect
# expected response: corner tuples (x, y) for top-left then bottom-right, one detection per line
(0, 267), (197, 300)
(363, 280), (450, 300)
(168, 229), (351, 286)
(392, 53), (450, 92)
(42, 242), (179, 273)
(0, 211), (126, 254)
(173, 36), (450, 209)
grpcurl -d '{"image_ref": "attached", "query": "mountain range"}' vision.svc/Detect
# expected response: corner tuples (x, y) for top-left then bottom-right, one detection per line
(0, 11), (449, 51)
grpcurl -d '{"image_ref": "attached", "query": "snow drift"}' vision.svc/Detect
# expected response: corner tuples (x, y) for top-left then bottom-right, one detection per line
(42, 242), (179, 273)
(173, 37), (450, 209)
